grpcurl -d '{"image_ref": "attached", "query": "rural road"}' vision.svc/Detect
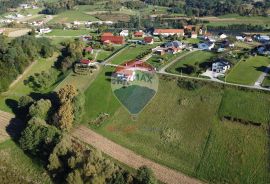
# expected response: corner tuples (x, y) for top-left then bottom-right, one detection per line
(72, 125), (203, 184)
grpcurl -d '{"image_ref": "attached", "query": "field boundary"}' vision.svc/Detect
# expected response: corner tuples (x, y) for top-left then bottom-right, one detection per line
(72, 125), (204, 184)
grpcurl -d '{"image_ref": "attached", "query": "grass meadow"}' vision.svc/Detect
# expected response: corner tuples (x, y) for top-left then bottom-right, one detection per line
(82, 69), (270, 183)
(0, 140), (52, 184)
(226, 56), (270, 85)
(166, 51), (215, 76)
(46, 29), (91, 36)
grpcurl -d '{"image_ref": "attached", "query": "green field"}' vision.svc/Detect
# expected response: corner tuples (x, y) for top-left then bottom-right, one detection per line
(166, 51), (215, 76)
(226, 56), (270, 85)
(82, 68), (270, 183)
(0, 54), (59, 112)
(218, 89), (270, 124)
(0, 140), (52, 184)
(48, 10), (99, 24)
(46, 29), (91, 36)
(262, 75), (270, 88)
(111, 44), (159, 64)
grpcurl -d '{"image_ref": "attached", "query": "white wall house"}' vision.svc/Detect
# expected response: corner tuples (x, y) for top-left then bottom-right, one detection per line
(38, 28), (52, 34)
(198, 42), (215, 50)
(212, 61), (230, 74)
(120, 29), (129, 37)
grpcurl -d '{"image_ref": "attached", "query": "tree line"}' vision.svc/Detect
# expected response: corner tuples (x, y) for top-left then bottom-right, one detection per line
(0, 35), (54, 92)
(17, 84), (158, 184)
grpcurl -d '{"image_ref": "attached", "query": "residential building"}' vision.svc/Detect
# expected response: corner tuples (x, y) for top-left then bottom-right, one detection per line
(120, 29), (129, 37)
(144, 37), (154, 44)
(218, 33), (227, 39)
(153, 29), (184, 37)
(255, 35), (270, 43)
(84, 46), (93, 54)
(236, 36), (245, 41)
(198, 42), (215, 50)
(164, 41), (184, 49)
(191, 32), (198, 38)
(80, 59), (96, 66)
(134, 31), (144, 37)
(257, 45), (270, 55)
(101, 33), (125, 44)
(38, 28), (52, 34)
(212, 61), (230, 74)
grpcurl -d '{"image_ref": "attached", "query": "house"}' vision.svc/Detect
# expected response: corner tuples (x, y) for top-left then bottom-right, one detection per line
(191, 32), (198, 38)
(101, 33), (125, 44)
(20, 4), (30, 9)
(218, 33), (227, 39)
(236, 36), (245, 41)
(115, 69), (136, 82)
(167, 47), (180, 54)
(153, 29), (184, 37)
(164, 41), (184, 49)
(73, 21), (81, 26)
(38, 28), (52, 34)
(257, 45), (270, 55)
(144, 37), (154, 44)
(84, 46), (93, 54)
(80, 59), (96, 66)
(120, 29), (129, 37)
(134, 31), (144, 37)
(245, 36), (253, 42)
(155, 49), (165, 55)
(212, 60), (230, 74)
(198, 42), (215, 50)
(255, 35), (270, 43)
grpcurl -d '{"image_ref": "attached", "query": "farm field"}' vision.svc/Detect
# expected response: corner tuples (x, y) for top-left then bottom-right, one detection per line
(111, 44), (159, 64)
(82, 72), (270, 183)
(46, 29), (91, 36)
(48, 10), (99, 24)
(0, 140), (52, 184)
(0, 54), (59, 112)
(226, 56), (270, 85)
(166, 51), (215, 76)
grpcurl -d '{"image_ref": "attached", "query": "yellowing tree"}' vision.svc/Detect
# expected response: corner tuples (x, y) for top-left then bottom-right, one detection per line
(55, 101), (74, 131)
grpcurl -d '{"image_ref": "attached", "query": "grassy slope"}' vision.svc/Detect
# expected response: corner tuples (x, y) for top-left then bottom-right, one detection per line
(111, 44), (158, 64)
(166, 51), (215, 75)
(0, 54), (59, 112)
(46, 29), (91, 36)
(82, 70), (270, 183)
(226, 56), (270, 85)
(0, 140), (52, 184)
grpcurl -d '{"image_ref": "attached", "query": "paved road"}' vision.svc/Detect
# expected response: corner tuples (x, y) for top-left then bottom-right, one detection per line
(72, 125), (203, 184)
(159, 50), (197, 73)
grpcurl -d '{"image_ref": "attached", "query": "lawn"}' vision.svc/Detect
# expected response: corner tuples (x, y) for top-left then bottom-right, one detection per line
(262, 75), (270, 88)
(226, 56), (270, 85)
(111, 44), (159, 64)
(82, 73), (270, 183)
(48, 10), (99, 24)
(166, 51), (215, 76)
(218, 89), (270, 125)
(0, 54), (59, 112)
(46, 29), (91, 36)
(0, 140), (52, 184)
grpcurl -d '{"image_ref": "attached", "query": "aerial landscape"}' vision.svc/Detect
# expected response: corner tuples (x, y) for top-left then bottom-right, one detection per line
(0, 0), (269, 183)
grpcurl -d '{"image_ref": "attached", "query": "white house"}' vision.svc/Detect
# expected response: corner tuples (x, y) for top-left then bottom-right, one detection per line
(120, 29), (129, 37)
(198, 42), (215, 50)
(20, 4), (30, 9)
(212, 61), (230, 74)
(218, 33), (227, 39)
(73, 21), (81, 26)
(115, 69), (136, 82)
(236, 36), (245, 41)
(38, 28), (52, 34)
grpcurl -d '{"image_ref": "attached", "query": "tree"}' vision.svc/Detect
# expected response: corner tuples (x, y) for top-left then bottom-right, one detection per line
(135, 166), (157, 184)
(66, 170), (83, 184)
(29, 99), (52, 120)
(73, 92), (85, 123)
(57, 84), (78, 104)
(55, 101), (74, 131)
(18, 95), (34, 108)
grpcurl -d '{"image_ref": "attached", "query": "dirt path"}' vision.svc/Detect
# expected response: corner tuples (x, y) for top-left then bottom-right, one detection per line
(72, 125), (203, 184)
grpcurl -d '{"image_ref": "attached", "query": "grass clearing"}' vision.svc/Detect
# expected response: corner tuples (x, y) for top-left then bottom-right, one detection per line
(166, 51), (215, 76)
(0, 140), (52, 184)
(0, 54), (59, 112)
(226, 56), (270, 85)
(111, 44), (159, 64)
(262, 75), (270, 88)
(218, 89), (270, 124)
(82, 69), (270, 183)
(46, 29), (91, 36)
(49, 10), (99, 24)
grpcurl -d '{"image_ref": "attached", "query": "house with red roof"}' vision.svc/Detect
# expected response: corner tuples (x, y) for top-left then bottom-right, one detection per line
(79, 59), (96, 66)
(84, 46), (93, 54)
(144, 37), (154, 44)
(101, 32), (125, 44)
(134, 31), (144, 37)
(153, 29), (184, 37)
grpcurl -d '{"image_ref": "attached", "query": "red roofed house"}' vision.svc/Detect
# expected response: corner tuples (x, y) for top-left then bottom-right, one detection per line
(84, 46), (93, 54)
(134, 31), (144, 37)
(153, 29), (184, 37)
(144, 36), (154, 44)
(80, 59), (96, 66)
(101, 32), (125, 44)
